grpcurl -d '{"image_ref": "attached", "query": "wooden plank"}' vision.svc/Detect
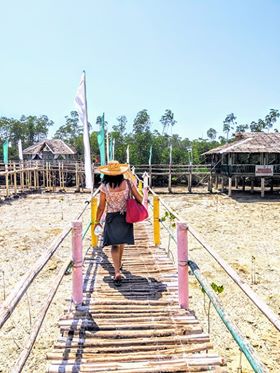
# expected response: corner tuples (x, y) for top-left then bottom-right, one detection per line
(47, 219), (223, 372)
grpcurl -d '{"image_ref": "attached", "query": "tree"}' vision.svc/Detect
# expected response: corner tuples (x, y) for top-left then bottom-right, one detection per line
(160, 109), (176, 135)
(133, 110), (151, 134)
(223, 113), (236, 141)
(54, 111), (81, 144)
(112, 115), (127, 134)
(236, 124), (249, 132)
(206, 128), (217, 140)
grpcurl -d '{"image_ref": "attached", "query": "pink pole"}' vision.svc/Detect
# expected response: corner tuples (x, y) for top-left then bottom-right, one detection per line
(72, 221), (83, 306)
(177, 222), (189, 309)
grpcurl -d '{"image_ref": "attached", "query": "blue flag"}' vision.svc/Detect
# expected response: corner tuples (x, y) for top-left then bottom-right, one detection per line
(3, 139), (8, 164)
(97, 113), (106, 165)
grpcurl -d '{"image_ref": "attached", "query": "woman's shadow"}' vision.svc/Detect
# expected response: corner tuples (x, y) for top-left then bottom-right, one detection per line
(99, 248), (168, 301)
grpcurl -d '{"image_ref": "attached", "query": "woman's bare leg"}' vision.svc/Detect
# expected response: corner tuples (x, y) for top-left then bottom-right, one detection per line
(119, 244), (124, 270)
(111, 245), (121, 279)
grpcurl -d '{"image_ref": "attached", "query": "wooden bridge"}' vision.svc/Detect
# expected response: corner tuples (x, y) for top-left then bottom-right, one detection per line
(46, 220), (224, 372)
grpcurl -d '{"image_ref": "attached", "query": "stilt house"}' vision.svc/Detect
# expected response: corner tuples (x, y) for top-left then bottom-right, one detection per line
(204, 132), (280, 196)
(23, 139), (77, 161)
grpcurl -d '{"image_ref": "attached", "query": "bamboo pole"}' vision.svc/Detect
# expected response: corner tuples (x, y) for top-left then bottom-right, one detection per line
(177, 222), (188, 309)
(5, 164), (9, 197)
(58, 162), (62, 190)
(91, 197), (98, 247)
(153, 195), (160, 246)
(72, 221), (83, 306)
(0, 225), (72, 329)
(13, 162), (17, 195)
(62, 162), (65, 190)
(20, 162), (24, 192)
(188, 260), (268, 373)
(261, 177), (265, 198)
(188, 166), (192, 193)
(11, 258), (71, 373)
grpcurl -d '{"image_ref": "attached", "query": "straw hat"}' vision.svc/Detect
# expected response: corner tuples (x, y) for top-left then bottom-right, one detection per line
(98, 160), (129, 175)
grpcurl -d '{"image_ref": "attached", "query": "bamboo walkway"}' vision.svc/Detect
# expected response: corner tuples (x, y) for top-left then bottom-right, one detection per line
(47, 220), (225, 372)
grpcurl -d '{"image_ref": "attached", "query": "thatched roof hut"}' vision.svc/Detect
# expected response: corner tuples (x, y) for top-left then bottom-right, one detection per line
(23, 139), (77, 161)
(204, 132), (280, 155)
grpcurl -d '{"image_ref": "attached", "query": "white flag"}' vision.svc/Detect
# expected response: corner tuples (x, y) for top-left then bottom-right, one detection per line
(18, 139), (23, 161)
(74, 71), (93, 190)
(126, 145), (130, 164)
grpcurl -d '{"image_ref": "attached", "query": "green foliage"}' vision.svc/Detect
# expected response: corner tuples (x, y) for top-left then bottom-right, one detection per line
(161, 211), (176, 228)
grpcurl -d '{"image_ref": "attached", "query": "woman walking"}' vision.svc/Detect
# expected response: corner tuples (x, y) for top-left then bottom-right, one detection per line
(94, 161), (143, 285)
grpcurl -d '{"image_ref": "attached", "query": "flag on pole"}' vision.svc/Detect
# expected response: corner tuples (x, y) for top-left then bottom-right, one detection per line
(3, 139), (8, 164)
(18, 139), (23, 161)
(148, 145), (152, 166)
(74, 71), (93, 190)
(126, 145), (130, 164)
(97, 113), (106, 165)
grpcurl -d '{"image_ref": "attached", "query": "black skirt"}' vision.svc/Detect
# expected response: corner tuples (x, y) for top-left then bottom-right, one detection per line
(103, 212), (134, 247)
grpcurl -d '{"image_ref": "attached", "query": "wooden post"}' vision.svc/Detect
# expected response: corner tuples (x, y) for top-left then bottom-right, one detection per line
(13, 162), (17, 195)
(5, 164), (9, 197)
(215, 175), (219, 190)
(177, 222), (189, 309)
(42, 162), (45, 189)
(91, 197), (98, 247)
(20, 162), (24, 192)
(242, 177), (245, 191)
(235, 177), (238, 189)
(153, 195), (160, 246)
(188, 166), (192, 193)
(261, 177), (265, 198)
(208, 172), (213, 193)
(149, 164), (152, 188)
(75, 162), (80, 191)
(62, 162), (65, 190)
(221, 177), (225, 193)
(58, 162), (62, 190)
(250, 179), (254, 193)
(72, 221), (83, 306)
(143, 172), (149, 211)
(228, 177), (232, 197)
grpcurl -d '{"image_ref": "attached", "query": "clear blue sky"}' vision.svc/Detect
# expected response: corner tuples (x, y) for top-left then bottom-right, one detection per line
(1, 0), (280, 140)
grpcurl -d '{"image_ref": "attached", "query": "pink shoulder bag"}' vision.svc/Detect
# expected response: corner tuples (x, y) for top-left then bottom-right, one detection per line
(126, 180), (148, 223)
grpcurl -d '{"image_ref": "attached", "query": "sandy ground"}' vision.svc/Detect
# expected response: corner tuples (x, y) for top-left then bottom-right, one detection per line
(0, 188), (279, 372)
(158, 186), (280, 372)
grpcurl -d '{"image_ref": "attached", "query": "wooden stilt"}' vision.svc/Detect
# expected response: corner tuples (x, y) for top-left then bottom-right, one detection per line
(5, 164), (9, 197)
(242, 177), (245, 191)
(208, 173), (213, 193)
(250, 179), (254, 193)
(261, 177), (265, 198)
(188, 166), (192, 193)
(228, 177), (232, 197)
(13, 162), (17, 195)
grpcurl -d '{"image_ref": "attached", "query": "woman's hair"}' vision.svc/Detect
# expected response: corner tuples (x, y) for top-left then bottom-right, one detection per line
(102, 174), (124, 188)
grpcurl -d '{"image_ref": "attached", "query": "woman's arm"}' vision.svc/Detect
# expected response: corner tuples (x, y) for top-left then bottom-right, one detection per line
(94, 191), (106, 227)
(131, 182), (143, 204)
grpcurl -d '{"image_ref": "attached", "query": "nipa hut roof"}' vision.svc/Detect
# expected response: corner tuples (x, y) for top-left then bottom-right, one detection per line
(23, 139), (77, 156)
(204, 132), (280, 155)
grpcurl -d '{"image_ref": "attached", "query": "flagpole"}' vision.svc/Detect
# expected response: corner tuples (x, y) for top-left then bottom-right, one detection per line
(83, 71), (93, 190)
(75, 71), (93, 191)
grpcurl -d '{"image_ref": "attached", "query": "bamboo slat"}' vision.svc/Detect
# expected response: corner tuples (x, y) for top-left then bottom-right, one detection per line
(46, 220), (224, 372)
